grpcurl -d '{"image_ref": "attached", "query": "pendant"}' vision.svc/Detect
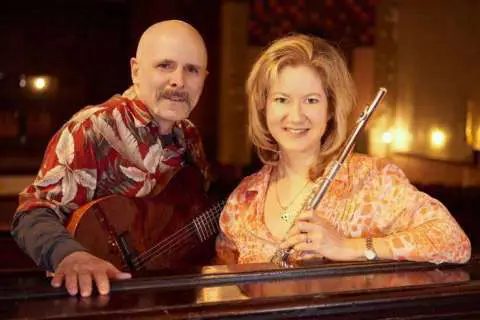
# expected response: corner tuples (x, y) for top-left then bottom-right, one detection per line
(280, 210), (292, 223)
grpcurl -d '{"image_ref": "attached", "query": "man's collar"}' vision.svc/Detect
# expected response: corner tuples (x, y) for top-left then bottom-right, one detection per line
(122, 86), (187, 149)
(122, 86), (155, 127)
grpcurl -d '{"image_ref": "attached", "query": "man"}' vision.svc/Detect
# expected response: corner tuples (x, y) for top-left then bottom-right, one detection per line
(11, 20), (210, 297)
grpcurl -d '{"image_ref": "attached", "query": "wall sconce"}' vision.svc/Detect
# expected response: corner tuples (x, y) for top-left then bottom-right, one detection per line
(19, 74), (56, 94)
(392, 127), (411, 152)
(381, 131), (393, 144)
(32, 77), (48, 92)
(374, 126), (411, 156)
(430, 128), (447, 149)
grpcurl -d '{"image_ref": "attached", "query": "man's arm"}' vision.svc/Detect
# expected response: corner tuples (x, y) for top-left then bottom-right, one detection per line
(11, 207), (131, 296)
(11, 110), (131, 296)
(11, 208), (86, 272)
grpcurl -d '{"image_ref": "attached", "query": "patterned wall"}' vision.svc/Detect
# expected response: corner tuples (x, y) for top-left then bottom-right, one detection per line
(248, 0), (378, 47)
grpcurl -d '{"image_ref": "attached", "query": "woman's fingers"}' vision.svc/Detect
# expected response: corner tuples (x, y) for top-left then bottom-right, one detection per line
(280, 232), (308, 249)
(286, 220), (318, 238)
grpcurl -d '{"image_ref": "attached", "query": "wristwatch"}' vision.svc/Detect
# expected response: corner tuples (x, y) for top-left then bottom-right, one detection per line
(364, 237), (378, 260)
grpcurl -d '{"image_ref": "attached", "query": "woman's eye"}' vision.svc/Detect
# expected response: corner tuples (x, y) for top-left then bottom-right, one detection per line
(274, 97), (287, 103)
(306, 97), (319, 104)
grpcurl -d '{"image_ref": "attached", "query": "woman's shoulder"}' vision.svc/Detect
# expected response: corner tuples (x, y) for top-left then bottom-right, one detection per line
(349, 153), (400, 171)
(348, 153), (408, 181)
(229, 165), (271, 198)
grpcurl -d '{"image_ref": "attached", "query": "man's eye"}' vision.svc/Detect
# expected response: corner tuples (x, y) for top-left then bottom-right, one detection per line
(186, 66), (199, 74)
(157, 62), (173, 70)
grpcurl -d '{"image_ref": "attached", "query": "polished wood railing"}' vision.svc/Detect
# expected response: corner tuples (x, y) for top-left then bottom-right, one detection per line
(1, 255), (480, 319)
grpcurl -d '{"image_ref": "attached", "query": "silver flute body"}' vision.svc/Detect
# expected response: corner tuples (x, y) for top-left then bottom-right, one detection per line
(306, 87), (387, 211)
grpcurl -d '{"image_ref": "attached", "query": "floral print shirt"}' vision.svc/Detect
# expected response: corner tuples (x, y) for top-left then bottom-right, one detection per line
(216, 154), (471, 265)
(12, 87), (209, 270)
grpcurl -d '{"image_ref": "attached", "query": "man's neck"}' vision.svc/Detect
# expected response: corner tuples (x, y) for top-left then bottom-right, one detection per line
(159, 130), (177, 146)
(157, 119), (175, 135)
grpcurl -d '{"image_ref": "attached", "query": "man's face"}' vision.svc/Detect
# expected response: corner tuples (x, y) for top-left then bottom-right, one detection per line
(131, 32), (207, 131)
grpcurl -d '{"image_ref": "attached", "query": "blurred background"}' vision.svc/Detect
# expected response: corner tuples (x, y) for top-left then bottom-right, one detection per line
(0, 0), (479, 269)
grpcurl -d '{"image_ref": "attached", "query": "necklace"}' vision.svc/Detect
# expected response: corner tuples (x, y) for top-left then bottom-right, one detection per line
(274, 170), (310, 223)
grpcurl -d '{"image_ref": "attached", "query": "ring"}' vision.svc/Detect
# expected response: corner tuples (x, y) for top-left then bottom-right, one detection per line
(305, 233), (312, 244)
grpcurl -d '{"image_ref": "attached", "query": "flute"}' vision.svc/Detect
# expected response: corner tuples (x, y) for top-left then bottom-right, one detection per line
(306, 87), (387, 210)
(271, 87), (387, 267)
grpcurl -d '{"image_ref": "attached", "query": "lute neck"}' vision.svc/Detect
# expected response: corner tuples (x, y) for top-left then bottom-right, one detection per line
(130, 200), (226, 270)
(192, 200), (226, 242)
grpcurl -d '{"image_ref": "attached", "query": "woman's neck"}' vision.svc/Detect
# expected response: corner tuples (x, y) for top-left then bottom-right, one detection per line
(277, 151), (320, 182)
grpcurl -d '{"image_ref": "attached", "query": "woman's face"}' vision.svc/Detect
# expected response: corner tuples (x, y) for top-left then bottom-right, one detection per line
(266, 64), (329, 158)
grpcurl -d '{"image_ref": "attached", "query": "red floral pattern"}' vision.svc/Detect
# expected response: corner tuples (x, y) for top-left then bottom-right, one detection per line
(16, 87), (210, 222)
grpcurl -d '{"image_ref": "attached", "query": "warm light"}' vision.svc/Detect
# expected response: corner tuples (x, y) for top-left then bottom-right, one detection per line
(393, 127), (411, 151)
(381, 131), (393, 144)
(466, 100), (480, 150)
(430, 129), (446, 149)
(19, 75), (27, 88)
(476, 127), (480, 149)
(32, 77), (47, 91)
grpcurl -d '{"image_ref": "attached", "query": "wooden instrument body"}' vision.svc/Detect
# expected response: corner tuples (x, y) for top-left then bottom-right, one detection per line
(66, 166), (222, 272)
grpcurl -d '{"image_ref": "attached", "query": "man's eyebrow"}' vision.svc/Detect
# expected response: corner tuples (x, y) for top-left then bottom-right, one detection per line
(157, 59), (176, 65)
(185, 63), (202, 70)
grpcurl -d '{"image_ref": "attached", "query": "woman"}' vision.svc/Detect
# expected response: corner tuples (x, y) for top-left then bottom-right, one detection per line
(216, 34), (471, 266)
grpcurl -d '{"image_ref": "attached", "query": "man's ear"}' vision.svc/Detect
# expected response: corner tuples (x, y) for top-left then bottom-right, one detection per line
(130, 57), (139, 84)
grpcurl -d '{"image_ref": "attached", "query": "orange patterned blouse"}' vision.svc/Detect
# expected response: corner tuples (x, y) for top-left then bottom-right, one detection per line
(216, 154), (471, 265)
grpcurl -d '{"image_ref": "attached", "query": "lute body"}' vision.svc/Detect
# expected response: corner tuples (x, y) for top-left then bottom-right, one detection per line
(66, 166), (224, 272)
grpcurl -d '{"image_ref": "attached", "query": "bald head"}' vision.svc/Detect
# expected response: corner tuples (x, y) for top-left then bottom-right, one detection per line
(130, 20), (208, 132)
(135, 20), (207, 67)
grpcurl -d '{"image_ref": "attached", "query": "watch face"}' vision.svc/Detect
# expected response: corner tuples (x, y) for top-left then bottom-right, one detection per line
(365, 249), (376, 260)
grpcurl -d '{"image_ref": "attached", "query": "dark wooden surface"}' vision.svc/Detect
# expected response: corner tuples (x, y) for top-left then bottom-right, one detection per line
(1, 256), (480, 319)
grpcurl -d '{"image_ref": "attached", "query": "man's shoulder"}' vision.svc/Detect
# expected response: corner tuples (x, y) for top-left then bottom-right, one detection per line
(67, 95), (122, 122)
(66, 95), (141, 128)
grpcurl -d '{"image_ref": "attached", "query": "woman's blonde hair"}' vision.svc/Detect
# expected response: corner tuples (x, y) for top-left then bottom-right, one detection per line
(246, 34), (356, 179)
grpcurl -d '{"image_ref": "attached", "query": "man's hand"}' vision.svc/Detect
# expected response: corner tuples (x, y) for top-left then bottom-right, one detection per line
(51, 251), (131, 297)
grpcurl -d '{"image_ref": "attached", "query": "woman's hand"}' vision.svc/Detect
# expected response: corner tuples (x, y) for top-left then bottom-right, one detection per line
(280, 214), (362, 261)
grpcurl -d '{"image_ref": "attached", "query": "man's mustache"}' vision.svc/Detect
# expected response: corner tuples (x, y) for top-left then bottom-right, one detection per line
(160, 89), (191, 106)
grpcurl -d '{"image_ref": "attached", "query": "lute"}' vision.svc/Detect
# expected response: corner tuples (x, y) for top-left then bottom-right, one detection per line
(66, 166), (225, 272)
